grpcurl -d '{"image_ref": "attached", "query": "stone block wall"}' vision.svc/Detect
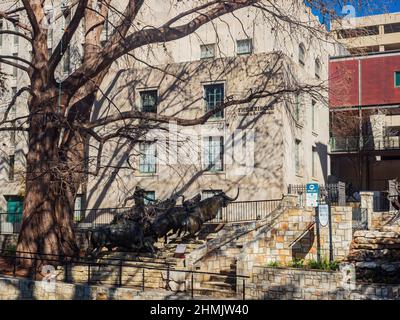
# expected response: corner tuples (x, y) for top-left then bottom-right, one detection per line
(246, 266), (400, 300)
(0, 275), (193, 300)
(236, 206), (353, 277)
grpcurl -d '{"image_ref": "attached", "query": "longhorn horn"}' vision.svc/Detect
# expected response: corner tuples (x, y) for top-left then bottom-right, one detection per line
(222, 188), (240, 201)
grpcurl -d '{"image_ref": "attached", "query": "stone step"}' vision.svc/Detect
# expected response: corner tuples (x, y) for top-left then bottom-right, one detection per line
(201, 281), (235, 290)
(194, 287), (237, 298)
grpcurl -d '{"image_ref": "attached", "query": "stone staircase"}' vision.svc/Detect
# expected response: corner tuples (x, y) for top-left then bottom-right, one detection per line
(348, 230), (400, 284)
(194, 262), (238, 298)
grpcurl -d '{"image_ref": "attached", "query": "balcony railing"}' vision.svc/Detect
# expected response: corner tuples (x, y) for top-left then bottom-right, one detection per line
(330, 136), (400, 153)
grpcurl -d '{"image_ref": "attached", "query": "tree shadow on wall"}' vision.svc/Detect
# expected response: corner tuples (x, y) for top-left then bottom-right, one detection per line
(290, 225), (315, 261)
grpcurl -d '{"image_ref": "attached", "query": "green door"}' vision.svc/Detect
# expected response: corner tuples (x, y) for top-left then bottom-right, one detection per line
(6, 197), (23, 223)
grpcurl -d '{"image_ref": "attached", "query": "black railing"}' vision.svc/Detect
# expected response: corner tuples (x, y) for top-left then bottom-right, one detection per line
(288, 182), (346, 206)
(330, 135), (400, 153)
(209, 199), (282, 223)
(0, 249), (249, 299)
(352, 208), (368, 231)
(373, 192), (391, 212)
(0, 199), (283, 234)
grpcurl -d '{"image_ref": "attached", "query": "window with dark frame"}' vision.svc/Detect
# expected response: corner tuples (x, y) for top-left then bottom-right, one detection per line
(204, 83), (224, 119)
(143, 191), (156, 205)
(395, 71), (400, 88)
(200, 44), (215, 59)
(139, 142), (156, 174)
(203, 136), (224, 172)
(140, 90), (158, 113)
(236, 39), (252, 55)
(9, 154), (15, 182)
(311, 100), (316, 131)
(312, 146), (317, 178)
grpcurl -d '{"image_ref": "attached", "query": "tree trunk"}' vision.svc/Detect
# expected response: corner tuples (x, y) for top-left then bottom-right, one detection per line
(16, 112), (79, 267)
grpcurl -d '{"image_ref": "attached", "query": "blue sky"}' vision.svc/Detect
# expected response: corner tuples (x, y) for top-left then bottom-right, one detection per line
(309, 1), (400, 27)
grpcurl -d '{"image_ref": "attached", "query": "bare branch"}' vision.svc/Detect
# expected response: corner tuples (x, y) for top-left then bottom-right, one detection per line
(0, 58), (29, 73)
(49, 0), (89, 77)
(0, 30), (32, 42)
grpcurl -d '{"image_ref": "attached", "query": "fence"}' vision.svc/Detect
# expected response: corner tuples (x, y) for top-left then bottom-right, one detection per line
(0, 249), (249, 299)
(330, 136), (400, 153)
(373, 192), (391, 212)
(352, 208), (368, 231)
(287, 182), (346, 207)
(0, 198), (283, 234)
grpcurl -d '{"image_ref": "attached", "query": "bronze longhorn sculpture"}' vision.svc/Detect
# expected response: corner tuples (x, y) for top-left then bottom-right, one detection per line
(86, 188), (239, 257)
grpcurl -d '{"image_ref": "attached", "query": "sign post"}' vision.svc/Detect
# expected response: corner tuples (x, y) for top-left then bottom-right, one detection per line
(306, 183), (319, 208)
(318, 203), (334, 263)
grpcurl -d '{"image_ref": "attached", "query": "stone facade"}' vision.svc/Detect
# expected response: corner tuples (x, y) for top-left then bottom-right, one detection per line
(0, 0), (340, 214)
(0, 275), (197, 300)
(185, 198), (353, 289)
(247, 265), (400, 300)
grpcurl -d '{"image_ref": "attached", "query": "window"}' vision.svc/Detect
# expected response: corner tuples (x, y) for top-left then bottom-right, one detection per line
(315, 59), (321, 79)
(203, 136), (224, 172)
(299, 43), (306, 66)
(8, 154), (15, 182)
(63, 12), (71, 73)
(204, 83), (224, 118)
(74, 194), (84, 222)
(63, 47), (71, 73)
(143, 191), (156, 205)
(385, 126), (400, 137)
(384, 23), (400, 34)
(236, 39), (252, 55)
(140, 90), (158, 113)
(47, 28), (53, 52)
(312, 147), (317, 178)
(338, 25), (379, 39)
(200, 44), (215, 59)
(395, 71), (400, 88)
(101, 20), (110, 45)
(295, 139), (301, 175)
(6, 196), (23, 223)
(139, 142), (156, 173)
(311, 100), (316, 131)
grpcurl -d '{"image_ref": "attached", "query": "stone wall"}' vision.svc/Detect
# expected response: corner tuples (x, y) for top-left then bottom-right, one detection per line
(186, 200), (353, 292)
(236, 205), (352, 276)
(0, 275), (194, 300)
(247, 266), (400, 300)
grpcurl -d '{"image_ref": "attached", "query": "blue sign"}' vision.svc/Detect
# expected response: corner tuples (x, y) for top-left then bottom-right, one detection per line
(306, 183), (319, 193)
(306, 183), (319, 207)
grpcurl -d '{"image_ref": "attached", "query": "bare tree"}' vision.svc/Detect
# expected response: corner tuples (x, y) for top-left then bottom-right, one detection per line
(0, 0), (378, 264)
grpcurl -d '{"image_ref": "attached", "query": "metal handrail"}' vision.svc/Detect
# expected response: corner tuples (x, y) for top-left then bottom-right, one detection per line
(0, 249), (249, 299)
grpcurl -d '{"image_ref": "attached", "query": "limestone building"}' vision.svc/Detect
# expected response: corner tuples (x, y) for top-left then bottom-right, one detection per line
(0, 1), (339, 221)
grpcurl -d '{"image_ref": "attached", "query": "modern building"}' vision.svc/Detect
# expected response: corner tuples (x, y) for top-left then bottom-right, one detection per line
(0, 0), (339, 225)
(332, 12), (400, 54)
(329, 50), (400, 192)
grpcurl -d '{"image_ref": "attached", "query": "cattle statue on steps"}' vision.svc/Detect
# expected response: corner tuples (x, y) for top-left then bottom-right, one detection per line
(85, 187), (239, 257)
(179, 189), (240, 237)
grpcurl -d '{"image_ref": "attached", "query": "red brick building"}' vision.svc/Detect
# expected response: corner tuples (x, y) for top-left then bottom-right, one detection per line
(329, 50), (400, 193)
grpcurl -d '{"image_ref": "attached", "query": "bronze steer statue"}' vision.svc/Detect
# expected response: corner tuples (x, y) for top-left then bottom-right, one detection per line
(179, 189), (239, 237)
(150, 194), (201, 240)
(86, 221), (149, 257)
